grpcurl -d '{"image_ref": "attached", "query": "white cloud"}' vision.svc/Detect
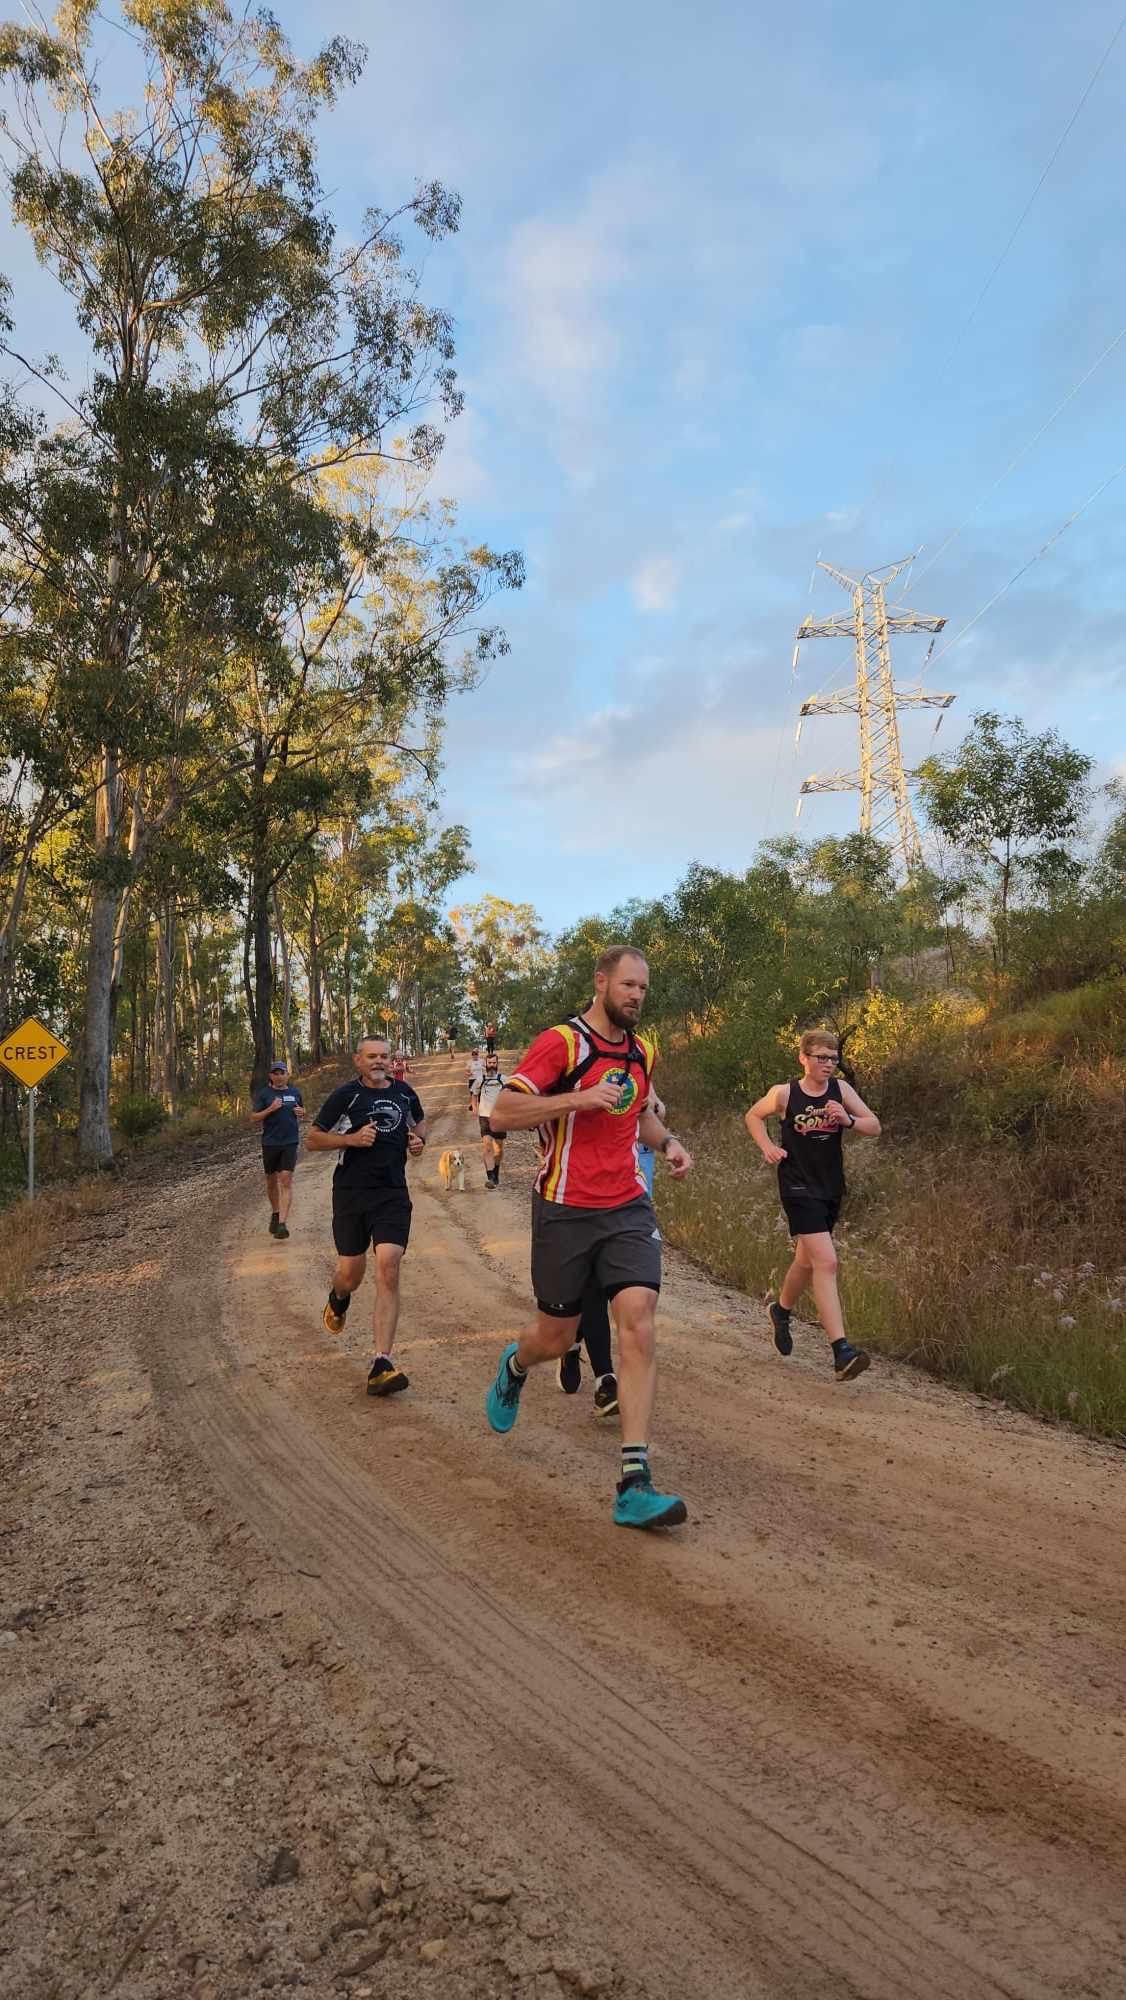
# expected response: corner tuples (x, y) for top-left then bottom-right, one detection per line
(631, 554), (681, 613)
(519, 707), (787, 862)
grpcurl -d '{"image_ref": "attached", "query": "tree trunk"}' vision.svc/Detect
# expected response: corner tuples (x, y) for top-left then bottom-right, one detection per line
(139, 929), (149, 1095)
(0, 808), (44, 1022)
(997, 845), (1012, 972)
(129, 966), (137, 1095)
(156, 901), (177, 1112)
(308, 879), (323, 1066)
(272, 888), (297, 1075)
(250, 867), (273, 1090)
(321, 973), (340, 1053)
(245, 740), (274, 1090)
(77, 747), (123, 1163)
(342, 927), (353, 1051)
(181, 918), (207, 1082)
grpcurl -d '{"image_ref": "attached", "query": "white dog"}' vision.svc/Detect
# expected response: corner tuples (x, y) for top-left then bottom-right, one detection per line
(438, 1148), (465, 1192)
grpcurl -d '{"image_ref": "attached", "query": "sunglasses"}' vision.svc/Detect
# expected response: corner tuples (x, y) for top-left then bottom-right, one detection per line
(810, 1053), (837, 1061)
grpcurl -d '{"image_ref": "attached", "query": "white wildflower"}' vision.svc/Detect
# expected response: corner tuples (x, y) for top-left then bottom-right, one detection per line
(1058, 1315), (1077, 1329)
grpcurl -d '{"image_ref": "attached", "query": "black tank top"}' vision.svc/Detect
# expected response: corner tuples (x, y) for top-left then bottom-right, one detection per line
(778, 1077), (846, 1201)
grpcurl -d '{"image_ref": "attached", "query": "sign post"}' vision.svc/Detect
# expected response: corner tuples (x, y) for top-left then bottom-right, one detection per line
(0, 1018), (70, 1200)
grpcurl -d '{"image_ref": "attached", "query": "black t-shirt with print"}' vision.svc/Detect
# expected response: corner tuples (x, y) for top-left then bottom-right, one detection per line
(312, 1079), (424, 1192)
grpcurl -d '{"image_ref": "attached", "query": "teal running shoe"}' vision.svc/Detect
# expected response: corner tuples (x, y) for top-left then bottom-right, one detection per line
(486, 1341), (525, 1433)
(613, 1475), (687, 1530)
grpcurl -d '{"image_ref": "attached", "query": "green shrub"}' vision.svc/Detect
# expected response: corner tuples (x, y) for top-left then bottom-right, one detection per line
(115, 1093), (167, 1141)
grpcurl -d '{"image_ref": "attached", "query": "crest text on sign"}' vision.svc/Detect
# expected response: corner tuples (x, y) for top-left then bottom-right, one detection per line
(0, 1017), (70, 1089)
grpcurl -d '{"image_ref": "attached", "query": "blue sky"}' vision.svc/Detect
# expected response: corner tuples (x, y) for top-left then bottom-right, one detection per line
(4, 0), (1126, 929)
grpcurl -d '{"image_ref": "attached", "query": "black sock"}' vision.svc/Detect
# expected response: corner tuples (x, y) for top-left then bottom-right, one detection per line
(507, 1352), (527, 1383)
(329, 1288), (351, 1315)
(831, 1336), (849, 1354)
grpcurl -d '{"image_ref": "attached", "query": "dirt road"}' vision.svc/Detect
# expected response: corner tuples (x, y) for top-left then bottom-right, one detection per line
(3, 1054), (1126, 1999)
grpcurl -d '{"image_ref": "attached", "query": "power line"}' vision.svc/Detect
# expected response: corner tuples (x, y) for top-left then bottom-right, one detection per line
(928, 456), (1126, 668)
(914, 316), (1126, 584)
(939, 12), (1126, 371)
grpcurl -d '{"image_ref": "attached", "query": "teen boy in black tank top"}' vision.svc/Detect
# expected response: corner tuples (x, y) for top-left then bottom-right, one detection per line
(744, 1030), (881, 1382)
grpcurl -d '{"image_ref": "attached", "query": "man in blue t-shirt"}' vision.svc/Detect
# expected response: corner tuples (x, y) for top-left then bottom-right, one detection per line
(249, 1059), (306, 1240)
(305, 1035), (427, 1397)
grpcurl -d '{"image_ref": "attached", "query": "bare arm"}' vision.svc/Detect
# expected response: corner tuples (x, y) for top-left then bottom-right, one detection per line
(838, 1081), (881, 1137)
(744, 1085), (787, 1164)
(248, 1096), (282, 1126)
(305, 1122), (350, 1151)
(637, 1104), (692, 1178)
(488, 1079), (623, 1133)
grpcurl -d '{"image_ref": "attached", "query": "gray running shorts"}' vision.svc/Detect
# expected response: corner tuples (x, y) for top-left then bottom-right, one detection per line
(531, 1193), (661, 1317)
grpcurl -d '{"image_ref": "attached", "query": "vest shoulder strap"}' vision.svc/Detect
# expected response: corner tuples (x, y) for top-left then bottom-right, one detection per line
(549, 1016), (648, 1094)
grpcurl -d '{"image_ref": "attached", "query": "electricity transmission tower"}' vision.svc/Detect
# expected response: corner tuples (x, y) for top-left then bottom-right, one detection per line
(793, 557), (955, 873)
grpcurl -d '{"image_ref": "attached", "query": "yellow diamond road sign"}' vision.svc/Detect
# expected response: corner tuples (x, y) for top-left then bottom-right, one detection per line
(0, 1017), (69, 1089)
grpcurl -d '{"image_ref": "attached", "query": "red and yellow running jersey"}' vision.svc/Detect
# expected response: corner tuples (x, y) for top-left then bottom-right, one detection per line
(508, 1018), (656, 1209)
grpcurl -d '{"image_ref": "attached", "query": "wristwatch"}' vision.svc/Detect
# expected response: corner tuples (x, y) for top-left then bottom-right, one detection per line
(659, 1134), (676, 1154)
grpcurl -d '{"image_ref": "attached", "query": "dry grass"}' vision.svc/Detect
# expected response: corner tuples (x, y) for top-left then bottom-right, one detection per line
(0, 1176), (119, 1311)
(657, 1107), (1126, 1442)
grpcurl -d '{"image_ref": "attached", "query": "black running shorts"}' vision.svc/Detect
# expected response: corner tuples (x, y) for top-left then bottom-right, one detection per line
(332, 1187), (412, 1258)
(531, 1193), (661, 1317)
(478, 1116), (499, 1138)
(782, 1195), (841, 1239)
(262, 1143), (298, 1175)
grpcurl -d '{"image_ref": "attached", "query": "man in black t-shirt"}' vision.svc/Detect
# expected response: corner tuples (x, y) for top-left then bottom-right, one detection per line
(248, 1060), (306, 1240)
(306, 1035), (427, 1396)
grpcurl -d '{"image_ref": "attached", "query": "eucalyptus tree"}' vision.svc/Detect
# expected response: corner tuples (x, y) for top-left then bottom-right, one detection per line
(0, 0), (484, 1158)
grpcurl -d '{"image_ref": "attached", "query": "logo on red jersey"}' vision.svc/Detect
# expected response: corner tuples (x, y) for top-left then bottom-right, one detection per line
(600, 1066), (640, 1116)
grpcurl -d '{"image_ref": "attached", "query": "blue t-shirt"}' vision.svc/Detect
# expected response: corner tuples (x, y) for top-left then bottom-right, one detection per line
(253, 1084), (303, 1148)
(312, 1079), (424, 1191)
(638, 1144), (655, 1198)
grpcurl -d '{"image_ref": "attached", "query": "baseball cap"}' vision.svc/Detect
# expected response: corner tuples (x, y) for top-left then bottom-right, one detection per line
(268, 1060), (286, 1073)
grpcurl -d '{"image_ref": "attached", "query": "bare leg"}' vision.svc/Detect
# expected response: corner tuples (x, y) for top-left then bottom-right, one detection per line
(275, 1168), (294, 1225)
(333, 1250), (366, 1302)
(373, 1243), (405, 1355)
(515, 1310), (581, 1370)
(265, 1169), (279, 1214)
(779, 1242), (812, 1311)
(613, 1286), (659, 1445)
(802, 1232), (846, 1344)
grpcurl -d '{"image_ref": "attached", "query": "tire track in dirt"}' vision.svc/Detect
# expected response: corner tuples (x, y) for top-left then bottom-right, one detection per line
(149, 1059), (1126, 2000)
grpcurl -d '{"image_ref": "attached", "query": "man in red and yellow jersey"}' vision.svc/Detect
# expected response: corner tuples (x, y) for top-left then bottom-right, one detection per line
(483, 945), (694, 1531)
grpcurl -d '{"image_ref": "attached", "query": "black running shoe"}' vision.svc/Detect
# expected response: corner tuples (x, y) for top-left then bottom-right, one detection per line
(323, 1292), (349, 1336)
(834, 1342), (870, 1382)
(274, 1221), (289, 1240)
(367, 1356), (409, 1397)
(768, 1299), (793, 1356)
(269, 1210), (279, 1236)
(593, 1372), (619, 1419)
(556, 1344), (582, 1394)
